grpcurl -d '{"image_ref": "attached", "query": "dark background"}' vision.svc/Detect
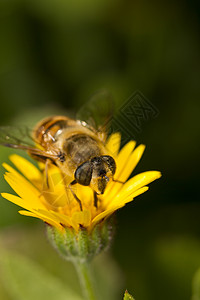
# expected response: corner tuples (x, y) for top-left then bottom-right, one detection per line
(0, 0), (200, 299)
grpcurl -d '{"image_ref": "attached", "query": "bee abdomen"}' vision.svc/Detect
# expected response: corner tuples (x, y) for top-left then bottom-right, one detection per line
(33, 116), (74, 147)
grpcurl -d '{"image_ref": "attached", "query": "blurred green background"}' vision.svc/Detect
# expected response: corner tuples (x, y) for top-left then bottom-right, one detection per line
(0, 0), (200, 299)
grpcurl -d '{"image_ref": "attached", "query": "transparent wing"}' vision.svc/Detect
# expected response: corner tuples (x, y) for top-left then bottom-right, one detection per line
(0, 126), (36, 147)
(0, 126), (57, 159)
(76, 89), (115, 134)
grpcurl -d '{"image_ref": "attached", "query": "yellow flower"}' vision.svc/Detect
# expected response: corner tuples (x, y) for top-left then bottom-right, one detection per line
(1, 133), (161, 232)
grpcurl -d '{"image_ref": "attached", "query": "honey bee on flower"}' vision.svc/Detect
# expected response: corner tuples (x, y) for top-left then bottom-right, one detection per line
(0, 92), (161, 233)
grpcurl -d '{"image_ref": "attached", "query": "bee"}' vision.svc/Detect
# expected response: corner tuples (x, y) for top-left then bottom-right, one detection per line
(0, 111), (117, 210)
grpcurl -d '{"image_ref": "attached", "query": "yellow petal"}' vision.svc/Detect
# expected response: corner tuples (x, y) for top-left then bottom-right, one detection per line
(51, 211), (73, 228)
(3, 172), (46, 209)
(45, 169), (70, 207)
(37, 209), (61, 222)
(76, 185), (94, 208)
(9, 154), (42, 182)
(19, 210), (63, 231)
(105, 132), (121, 155)
(103, 142), (142, 201)
(108, 186), (149, 208)
(116, 144), (146, 182)
(93, 186), (150, 226)
(1, 193), (36, 210)
(118, 171), (161, 198)
(72, 210), (91, 227)
(115, 140), (137, 177)
(103, 170), (160, 209)
(19, 210), (37, 217)
(3, 163), (41, 195)
(92, 205), (123, 227)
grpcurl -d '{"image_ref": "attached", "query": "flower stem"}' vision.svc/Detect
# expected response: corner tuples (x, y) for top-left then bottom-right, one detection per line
(74, 260), (98, 300)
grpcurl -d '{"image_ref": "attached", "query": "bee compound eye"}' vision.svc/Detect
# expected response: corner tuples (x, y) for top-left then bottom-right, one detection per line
(101, 155), (116, 175)
(75, 161), (92, 186)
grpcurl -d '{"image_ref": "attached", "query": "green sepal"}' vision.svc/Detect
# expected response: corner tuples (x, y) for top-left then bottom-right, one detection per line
(47, 225), (77, 259)
(123, 290), (135, 300)
(77, 227), (90, 261)
(47, 216), (115, 262)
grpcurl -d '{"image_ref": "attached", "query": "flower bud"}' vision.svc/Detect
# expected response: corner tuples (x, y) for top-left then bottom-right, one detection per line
(47, 217), (115, 262)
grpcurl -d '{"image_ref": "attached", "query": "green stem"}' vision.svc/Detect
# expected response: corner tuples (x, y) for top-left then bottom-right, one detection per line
(74, 259), (98, 300)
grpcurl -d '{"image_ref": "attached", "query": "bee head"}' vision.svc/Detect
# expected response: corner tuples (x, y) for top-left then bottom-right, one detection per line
(75, 155), (116, 194)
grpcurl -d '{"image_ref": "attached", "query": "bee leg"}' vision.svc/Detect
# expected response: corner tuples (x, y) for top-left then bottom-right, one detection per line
(39, 159), (51, 198)
(44, 159), (51, 188)
(112, 179), (124, 184)
(69, 180), (83, 211)
(93, 191), (98, 208)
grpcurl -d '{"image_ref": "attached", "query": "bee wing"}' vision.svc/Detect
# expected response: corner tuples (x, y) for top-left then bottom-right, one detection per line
(76, 89), (114, 135)
(0, 126), (57, 160)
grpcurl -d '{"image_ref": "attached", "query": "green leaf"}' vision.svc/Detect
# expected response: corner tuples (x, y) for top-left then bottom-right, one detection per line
(123, 290), (135, 300)
(0, 250), (82, 300)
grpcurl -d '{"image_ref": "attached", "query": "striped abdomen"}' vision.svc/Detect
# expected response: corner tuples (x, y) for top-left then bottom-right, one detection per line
(33, 116), (76, 148)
